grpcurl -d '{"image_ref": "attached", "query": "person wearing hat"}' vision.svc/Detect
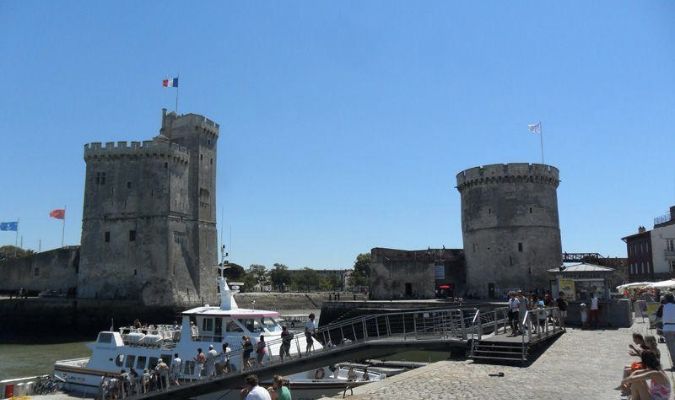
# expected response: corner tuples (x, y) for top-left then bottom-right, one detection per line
(155, 359), (169, 390)
(206, 344), (218, 377)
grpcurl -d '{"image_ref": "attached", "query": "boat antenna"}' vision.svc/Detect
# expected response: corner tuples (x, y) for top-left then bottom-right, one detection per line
(110, 318), (114, 331)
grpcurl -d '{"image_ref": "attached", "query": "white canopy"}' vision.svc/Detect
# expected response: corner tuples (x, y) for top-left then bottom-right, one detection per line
(616, 282), (652, 291)
(647, 279), (675, 289)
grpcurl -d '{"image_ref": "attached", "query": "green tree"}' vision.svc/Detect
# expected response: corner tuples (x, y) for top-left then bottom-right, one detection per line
(349, 253), (371, 287)
(269, 263), (291, 292)
(241, 264), (267, 292)
(223, 263), (245, 280)
(292, 268), (320, 292)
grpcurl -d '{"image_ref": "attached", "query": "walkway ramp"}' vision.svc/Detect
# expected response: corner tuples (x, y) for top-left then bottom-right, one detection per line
(469, 307), (565, 363)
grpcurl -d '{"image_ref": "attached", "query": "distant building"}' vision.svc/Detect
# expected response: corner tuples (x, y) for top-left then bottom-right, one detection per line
(369, 247), (465, 300)
(622, 206), (675, 282)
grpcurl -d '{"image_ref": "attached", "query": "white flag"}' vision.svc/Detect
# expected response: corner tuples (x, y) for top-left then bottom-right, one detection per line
(528, 121), (541, 134)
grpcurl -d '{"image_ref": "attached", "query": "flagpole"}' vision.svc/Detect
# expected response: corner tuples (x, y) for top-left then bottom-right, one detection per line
(539, 121), (545, 164)
(61, 205), (66, 247)
(15, 218), (19, 247)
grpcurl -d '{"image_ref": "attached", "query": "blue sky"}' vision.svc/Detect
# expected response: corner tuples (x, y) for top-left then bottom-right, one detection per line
(1, 1), (674, 269)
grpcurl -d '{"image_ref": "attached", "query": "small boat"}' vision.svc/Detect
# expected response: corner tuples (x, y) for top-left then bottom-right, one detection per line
(54, 266), (320, 396)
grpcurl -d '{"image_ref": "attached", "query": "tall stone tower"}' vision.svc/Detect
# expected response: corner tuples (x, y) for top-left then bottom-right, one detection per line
(78, 110), (219, 306)
(455, 163), (562, 298)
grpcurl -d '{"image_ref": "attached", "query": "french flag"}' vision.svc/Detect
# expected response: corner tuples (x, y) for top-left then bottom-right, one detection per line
(162, 77), (179, 87)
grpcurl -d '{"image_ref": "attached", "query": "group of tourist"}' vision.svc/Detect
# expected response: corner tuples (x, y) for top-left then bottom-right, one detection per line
(507, 290), (568, 336)
(240, 374), (292, 400)
(97, 360), (171, 400)
(617, 332), (671, 399)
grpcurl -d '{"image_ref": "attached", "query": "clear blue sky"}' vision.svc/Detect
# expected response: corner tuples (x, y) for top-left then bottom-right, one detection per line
(1, 1), (674, 269)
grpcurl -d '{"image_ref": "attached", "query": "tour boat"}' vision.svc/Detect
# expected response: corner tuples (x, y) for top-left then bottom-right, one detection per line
(53, 267), (320, 395)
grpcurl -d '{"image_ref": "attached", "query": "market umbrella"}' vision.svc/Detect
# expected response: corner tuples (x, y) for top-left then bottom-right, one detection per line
(616, 282), (652, 291)
(647, 279), (675, 289)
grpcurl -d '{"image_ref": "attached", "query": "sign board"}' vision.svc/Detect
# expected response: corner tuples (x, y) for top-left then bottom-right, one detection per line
(559, 279), (576, 301)
(434, 264), (445, 280)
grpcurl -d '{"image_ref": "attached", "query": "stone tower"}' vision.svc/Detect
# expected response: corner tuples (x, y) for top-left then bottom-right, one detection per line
(78, 110), (219, 306)
(455, 163), (562, 298)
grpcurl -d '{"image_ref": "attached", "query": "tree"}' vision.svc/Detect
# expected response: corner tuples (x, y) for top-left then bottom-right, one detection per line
(269, 263), (291, 292)
(291, 268), (320, 292)
(349, 253), (371, 287)
(241, 264), (267, 292)
(222, 263), (245, 280)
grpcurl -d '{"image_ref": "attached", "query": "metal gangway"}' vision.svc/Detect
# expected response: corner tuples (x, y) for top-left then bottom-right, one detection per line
(136, 307), (478, 399)
(469, 306), (565, 362)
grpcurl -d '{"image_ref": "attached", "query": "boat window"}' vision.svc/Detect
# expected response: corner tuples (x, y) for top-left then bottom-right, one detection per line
(225, 320), (243, 332)
(238, 319), (262, 333)
(136, 356), (147, 370)
(202, 318), (214, 332)
(160, 354), (172, 365)
(260, 317), (279, 332)
(98, 333), (114, 343)
(148, 357), (159, 370)
(125, 355), (136, 369)
(115, 354), (124, 367)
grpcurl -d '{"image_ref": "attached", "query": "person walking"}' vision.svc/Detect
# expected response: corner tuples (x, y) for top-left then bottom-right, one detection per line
(659, 293), (675, 368)
(206, 345), (218, 377)
(155, 359), (169, 391)
(219, 342), (231, 374)
(280, 326), (292, 361)
(242, 336), (253, 370)
(170, 353), (182, 386)
(507, 292), (520, 336)
(194, 348), (206, 379)
(589, 292), (600, 329)
(556, 291), (568, 328)
(256, 335), (267, 367)
(304, 313), (317, 354)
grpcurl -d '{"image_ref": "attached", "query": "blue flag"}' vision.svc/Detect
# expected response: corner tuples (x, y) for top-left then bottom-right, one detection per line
(0, 221), (18, 231)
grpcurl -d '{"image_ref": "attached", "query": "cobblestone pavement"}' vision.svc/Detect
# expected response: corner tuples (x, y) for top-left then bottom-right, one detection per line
(330, 318), (675, 400)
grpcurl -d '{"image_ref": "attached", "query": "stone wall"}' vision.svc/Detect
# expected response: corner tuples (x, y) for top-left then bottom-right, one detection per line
(0, 247), (79, 294)
(456, 163), (562, 298)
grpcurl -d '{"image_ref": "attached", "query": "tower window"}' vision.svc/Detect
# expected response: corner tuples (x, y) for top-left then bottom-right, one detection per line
(95, 172), (106, 185)
(488, 208), (492, 214)
(134, 269), (137, 276)
(129, 230), (136, 242)
(210, 158), (213, 165)
(518, 242), (523, 252)
(529, 207), (533, 213)
(164, 162), (168, 169)
(104, 232), (110, 242)
(127, 181), (132, 189)
(34, 267), (40, 276)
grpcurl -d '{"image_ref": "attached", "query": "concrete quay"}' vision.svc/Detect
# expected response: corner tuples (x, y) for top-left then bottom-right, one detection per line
(328, 317), (674, 400)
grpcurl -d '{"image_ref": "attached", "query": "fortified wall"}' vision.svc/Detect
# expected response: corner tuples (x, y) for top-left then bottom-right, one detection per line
(0, 247), (79, 294)
(456, 163), (562, 298)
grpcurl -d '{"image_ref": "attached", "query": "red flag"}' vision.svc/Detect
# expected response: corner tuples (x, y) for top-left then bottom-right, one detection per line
(50, 209), (66, 219)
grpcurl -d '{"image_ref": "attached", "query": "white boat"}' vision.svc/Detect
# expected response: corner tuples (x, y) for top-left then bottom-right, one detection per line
(54, 267), (321, 395)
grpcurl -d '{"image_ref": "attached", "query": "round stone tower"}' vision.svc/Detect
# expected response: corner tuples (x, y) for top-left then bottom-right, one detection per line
(455, 163), (562, 298)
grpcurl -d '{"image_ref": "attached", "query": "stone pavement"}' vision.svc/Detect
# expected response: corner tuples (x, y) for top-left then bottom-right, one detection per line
(330, 317), (675, 400)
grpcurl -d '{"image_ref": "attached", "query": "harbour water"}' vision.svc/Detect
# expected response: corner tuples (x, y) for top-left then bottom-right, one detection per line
(0, 342), (91, 381)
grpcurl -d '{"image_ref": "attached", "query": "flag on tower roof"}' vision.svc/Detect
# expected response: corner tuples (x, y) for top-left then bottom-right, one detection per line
(528, 121), (541, 134)
(162, 77), (179, 88)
